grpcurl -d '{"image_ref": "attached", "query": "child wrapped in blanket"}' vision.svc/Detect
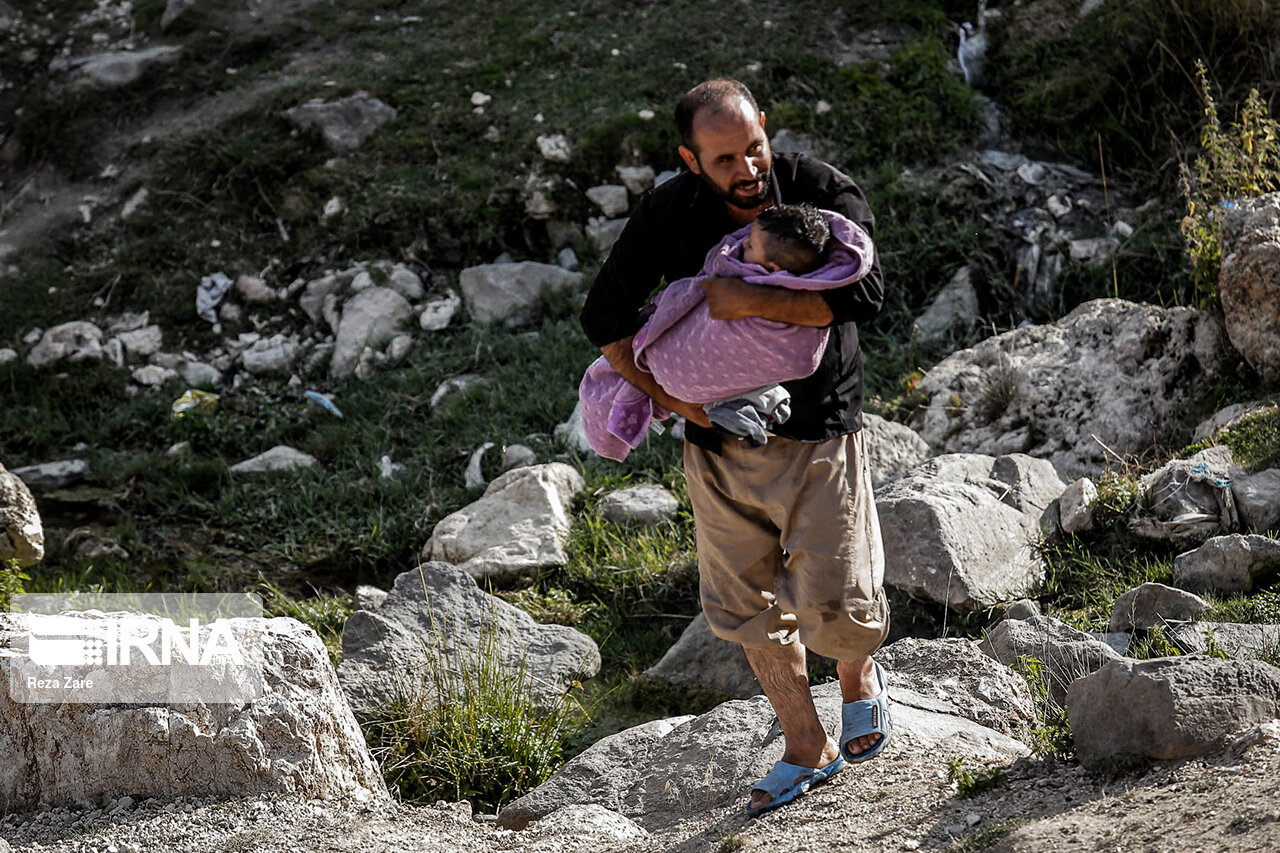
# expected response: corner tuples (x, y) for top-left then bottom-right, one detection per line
(578, 203), (875, 461)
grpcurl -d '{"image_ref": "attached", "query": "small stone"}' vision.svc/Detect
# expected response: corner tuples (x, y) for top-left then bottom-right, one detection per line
(556, 247), (580, 271)
(166, 441), (191, 457)
(355, 584), (388, 610)
(501, 444), (537, 471)
(131, 364), (177, 387)
(236, 275), (276, 304)
(229, 446), (319, 474)
(537, 133), (573, 163)
(419, 291), (461, 331)
(585, 185), (629, 218)
(322, 197), (344, 221)
(1059, 477), (1098, 533)
(615, 165), (655, 195)
(470, 91), (492, 106)
(377, 455), (405, 480)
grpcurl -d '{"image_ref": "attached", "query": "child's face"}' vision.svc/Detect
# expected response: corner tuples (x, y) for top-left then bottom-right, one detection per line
(741, 222), (779, 270)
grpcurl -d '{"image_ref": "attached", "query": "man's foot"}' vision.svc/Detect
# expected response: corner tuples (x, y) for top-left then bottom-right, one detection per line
(839, 659), (892, 764)
(748, 737), (841, 813)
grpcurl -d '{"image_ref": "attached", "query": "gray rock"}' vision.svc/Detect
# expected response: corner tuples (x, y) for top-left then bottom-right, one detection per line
(878, 453), (1065, 610)
(1131, 446), (1238, 543)
(354, 585), (388, 611)
(556, 247), (580, 271)
(423, 463), (585, 579)
(910, 299), (1231, 478)
(240, 333), (297, 376)
(229, 446), (319, 474)
(1090, 632), (1132, 656)
(1234, 468), (1280, 534)
(1109, 582), (1211, 632)
(298, 273), (348, 324)
(536, 133), (573, 163)
(1004, 598), (1041, 621)
(419, 290), (461, 331)
(235, 274), (276, 304)
(586, 218), (628, 256)
(642, 613), (758, 699)
(1193, 399), (1279, 443)
(912, 266), (980, 344)
(1059, 477), (1098, 534)
(285, 91), (397, 152)
(878, 637), (1037, 741)
(337, 562), (600, 717)
(615, 165), (655, 195)
(862, 413), (931, 489)
(0, 614), (389, 809)
(0, 464), (43, 567)
(386, 266), (424, 301)
(979, 615), (1121, 706)
(115, 325), (163, 359)
(330, 287), (413, 379)
(152, 353), (223, 388)
(1167, 621), (1280, 659)
(459, 262), (583, 328)
(130, 364), (177, 387)
(1218, 193), (1280, 381)
(384, 334), (413, 364)
(500, 444), (537, 471)
(11, 459), (90, 492)
(1068, 657), (1280, 769)
(27, 321), (104, 368)
(53, 45), (183, 89)
(1172, 534), (1280, 594)
(585, 185), (629, 218)
(598, 484), (679, 527)
(516, 804), (647, 848)
(501, 679), (1026, 832)
(498, 716), (694, 830)
(0, 348), (16, 365)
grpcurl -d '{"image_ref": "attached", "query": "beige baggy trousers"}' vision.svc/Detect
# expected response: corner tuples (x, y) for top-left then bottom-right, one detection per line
(683, 429), (889, 660)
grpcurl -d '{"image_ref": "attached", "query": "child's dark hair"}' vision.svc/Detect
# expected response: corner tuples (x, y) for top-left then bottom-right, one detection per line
(755, 203), (831, 273)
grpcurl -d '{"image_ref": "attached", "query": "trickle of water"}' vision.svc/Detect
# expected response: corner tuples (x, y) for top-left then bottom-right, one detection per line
(957, 0), (989, 87)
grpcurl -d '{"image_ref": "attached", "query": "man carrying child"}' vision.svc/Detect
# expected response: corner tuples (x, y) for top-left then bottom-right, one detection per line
(579, 78), (891, 816)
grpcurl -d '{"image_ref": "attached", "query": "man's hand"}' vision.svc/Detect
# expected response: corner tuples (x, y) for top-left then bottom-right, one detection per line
(601, 338), (711, 428)
(701, 276), (835, 327)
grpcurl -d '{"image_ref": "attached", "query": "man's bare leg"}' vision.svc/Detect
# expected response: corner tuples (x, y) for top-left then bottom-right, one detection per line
(746, 647), (885, 810)
(744, 643), (839, 811)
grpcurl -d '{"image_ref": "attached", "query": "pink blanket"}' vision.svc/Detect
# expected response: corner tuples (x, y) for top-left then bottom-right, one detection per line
(579, 210), (874, 461)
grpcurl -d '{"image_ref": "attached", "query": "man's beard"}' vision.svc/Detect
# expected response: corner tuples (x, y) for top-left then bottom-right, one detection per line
(700, 168), (772, 209)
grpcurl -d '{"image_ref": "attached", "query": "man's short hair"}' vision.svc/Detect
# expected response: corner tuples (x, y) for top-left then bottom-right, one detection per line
(675, 79), (760, 153)
(756, 204), (831, 274)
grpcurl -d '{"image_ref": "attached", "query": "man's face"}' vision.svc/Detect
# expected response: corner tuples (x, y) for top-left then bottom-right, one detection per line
(679, 98), (772, 211)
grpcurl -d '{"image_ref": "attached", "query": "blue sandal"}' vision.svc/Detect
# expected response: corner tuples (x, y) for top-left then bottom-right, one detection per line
(840, 660), (892, 763)
(746, 756), (846, 817)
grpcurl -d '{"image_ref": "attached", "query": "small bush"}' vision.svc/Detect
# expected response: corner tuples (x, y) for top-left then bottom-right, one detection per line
(0, 559), (30, 611)
(1011, 656), (1074, 761)
(1180, 63), (1280, 305)
(363, 608), (587, 812)
(946, 757), (1008, 797)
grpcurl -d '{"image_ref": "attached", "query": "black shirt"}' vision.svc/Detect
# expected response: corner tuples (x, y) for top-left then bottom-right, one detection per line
(579, 151), (884, 453)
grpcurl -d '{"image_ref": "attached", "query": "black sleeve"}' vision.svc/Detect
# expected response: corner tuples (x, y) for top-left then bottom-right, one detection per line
(579, 195), (668, 348)
(797, 158), (885, 327)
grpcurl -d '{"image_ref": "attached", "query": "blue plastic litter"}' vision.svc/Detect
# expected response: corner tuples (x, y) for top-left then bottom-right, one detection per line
(304, 390), (343, 418)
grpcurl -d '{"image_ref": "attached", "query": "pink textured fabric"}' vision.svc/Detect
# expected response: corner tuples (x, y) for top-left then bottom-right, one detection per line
(579, 210), (875, 461)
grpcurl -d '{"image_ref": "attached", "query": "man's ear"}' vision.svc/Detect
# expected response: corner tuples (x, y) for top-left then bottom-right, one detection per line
(759, 110), (767, 130)
(678, 145), (701, 175)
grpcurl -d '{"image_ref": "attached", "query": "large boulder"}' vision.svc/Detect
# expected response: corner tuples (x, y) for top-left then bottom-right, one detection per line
(877, 453), (1065, 609)
(1172, 534), (1280, 594)
(910, 299), (1231, 478)
(1167, 621), (1280, 658)
(1068, 657), (1280, 769)
(1108, 582), (1211, 632)
(979, 614), (1121, 706)
(0, 464), (43, 567)
(642, 613), (759, 699)
(1233, 467), (1280, 534)
(9, 458), (90, 492)
(459, 262), (583, 327)
(877, 637), (1037, 741)
(27, 322), (105, 368)
(1219, 193), (1280, 381)
(0, 614), (389, 809)
(284, 91), (397, 152)
(329, 287), (413, 379)
(337, 562), (600, 717)
(499, 679), (1026, 832)
(862, 412), (931, 489)
(423, 463), (584, 579)
(597, 484), (680, 528)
